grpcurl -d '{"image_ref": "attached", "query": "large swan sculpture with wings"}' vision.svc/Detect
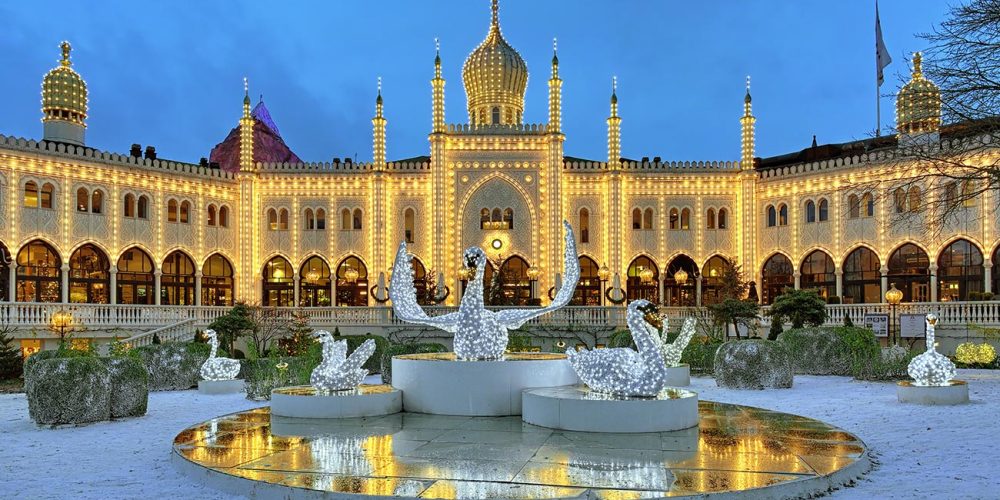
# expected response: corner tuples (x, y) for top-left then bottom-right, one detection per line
(390, 221), (580, 360)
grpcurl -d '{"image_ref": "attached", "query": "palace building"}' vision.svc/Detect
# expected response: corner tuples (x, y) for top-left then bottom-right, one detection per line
(2, 1), (999, 348)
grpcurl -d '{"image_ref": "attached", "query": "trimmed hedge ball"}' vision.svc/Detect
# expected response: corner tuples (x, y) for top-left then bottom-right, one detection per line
(103, 357), (149, 418)
(714, 340), (794, 390)
(777, 328), (851, 375)
(134, 343), (210, 391)
(26, 357), (111, 425)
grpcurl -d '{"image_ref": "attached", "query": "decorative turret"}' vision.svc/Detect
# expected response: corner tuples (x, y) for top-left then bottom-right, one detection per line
(432, 38), (446, 134)
(42, 41), (88, 145)
(896, 52), (941, 142)
(373, 77), (387, 168)
(462, 0), (528, 125)
(607, 76), (621, 168)
(740, 76), (756, 170)
(548, 38), (562, 134)
(239, 78), (254, 171)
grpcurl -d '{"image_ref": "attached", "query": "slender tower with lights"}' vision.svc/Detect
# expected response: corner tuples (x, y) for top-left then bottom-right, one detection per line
(738, 77), (758, 298)
(372, 78), (388, 274)
(606, 77), (624, 281)
(430, 40), (448, 278)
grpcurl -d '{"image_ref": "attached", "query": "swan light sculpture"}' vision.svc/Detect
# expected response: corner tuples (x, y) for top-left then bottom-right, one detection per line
(199, 329), (241, 381)
(390, 221), (580, 361)
(310, 330), (376, 393)
(907, 313), (957, 386)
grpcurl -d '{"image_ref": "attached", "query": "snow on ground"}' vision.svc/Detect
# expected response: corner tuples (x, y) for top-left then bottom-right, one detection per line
(0, 371), (997, 499)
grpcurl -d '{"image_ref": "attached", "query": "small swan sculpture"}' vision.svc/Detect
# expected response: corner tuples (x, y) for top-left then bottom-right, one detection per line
(199, 329), (241, 381)
(310, 330), (376, 393)
(566, 300), (696, 397)
(390, 220), (580, 360)
(907, 313), (957, 386)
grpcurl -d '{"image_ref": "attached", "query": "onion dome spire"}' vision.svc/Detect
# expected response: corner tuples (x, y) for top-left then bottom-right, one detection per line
(41, 40), (88, 145)
(896, 52), (941, 136)
(462, 0), (528, 125)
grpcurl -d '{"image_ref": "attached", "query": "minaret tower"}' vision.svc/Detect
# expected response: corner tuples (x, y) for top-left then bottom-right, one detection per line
(432, 38), (446, 133)
(236, 78), (259, 302)
(548, 38), (562, 133)
(430, 39), (449, 288)
(239, 78), (254, 171)
(373, 77), (387, 168)
(607, 77), (622, 167)
(41, 41), (88, 145)
(740, 76), (756, 170)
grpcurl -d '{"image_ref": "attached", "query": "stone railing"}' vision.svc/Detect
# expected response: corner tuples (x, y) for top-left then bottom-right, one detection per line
(122, 319), (198, 347)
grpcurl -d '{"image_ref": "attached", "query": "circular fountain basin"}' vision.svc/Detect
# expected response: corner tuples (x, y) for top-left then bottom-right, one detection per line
(198, 379), (245, 395)
(897, 380), (969, 405)
(271, 384), (402, 418)
(522, 385), (699, 433)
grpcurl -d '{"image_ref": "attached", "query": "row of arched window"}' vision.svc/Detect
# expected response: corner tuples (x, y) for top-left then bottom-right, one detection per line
(76, 188), (103, 214)
(23, 182), (55, 209)
(26, 183), (232, 227)
(266, 208), (363, 232)
(766, 204), (788, 227)
(479, 208), (514, 229)
(847, 193), (876, 219)
(623, 254), (733, 306)
(804, 198), (829, 223)
(632, 207), (731, 231)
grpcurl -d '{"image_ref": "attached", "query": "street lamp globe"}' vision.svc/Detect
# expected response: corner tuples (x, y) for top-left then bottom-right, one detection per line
(526, 266), (540, 281)
(673, 269), (689, 285)
(639, 267), (654, 284)
(598, 263), (611, 282)
(344, 266), (359, 284)
(886, 283), (903, 305)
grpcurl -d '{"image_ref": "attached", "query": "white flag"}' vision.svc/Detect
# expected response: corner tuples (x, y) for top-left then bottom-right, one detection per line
(876, 1), (892, 87)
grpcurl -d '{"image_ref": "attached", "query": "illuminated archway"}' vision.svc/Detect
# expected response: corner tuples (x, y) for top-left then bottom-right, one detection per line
(761, 253), (793, 305)
(937, 239), (983, 302)
(202, 254), (234, 306)
(69, 244), (110, 303)
(626, 255), (658, 303)
(299, 256), (331, 307)
(336, 256), (368, 306)
(263, 256), (294, 307)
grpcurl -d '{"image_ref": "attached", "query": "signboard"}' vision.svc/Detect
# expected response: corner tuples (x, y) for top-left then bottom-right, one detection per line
(900, 314), (927, 338)
(864, 313), (889, 338)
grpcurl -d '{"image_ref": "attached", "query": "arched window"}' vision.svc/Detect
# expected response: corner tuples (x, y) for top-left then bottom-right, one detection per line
(579, 208), (590, 243)
(778, 203), (788, 226)
(336, 256), (369, 306)
(701, 255), (731, 305)
(706, 208), (716, 229)
(805, 200), (816, 223)
(167, 199), (178, 223)
(766, 205), (776, 227)
(0, 242), (10, 301)
(16, 241), (61, 302)
(679, 208), (690, 230)
(410, 257), (431, 305)
(761, 253), (794, 305)
(718, 208), (729, 229)
(278, 208), (289, 230)
(861, 192), (874, 217)
(908, 187), (922, 212)
(219, 206), (229, 227)
(491, 208), (502, 223)
(268, 209), (278, 231)
(843, 247), (880, 304)
(572, 256), (600, 305)
(632, 208), (642, 229)
(627, 256), (659, 303)
(643, 208), (654, 230)
(69, 244), (109, 303)
(962, 180), (976, 207)
(76, 187), (89, 212)
(481, 208), (490, 229)
(179, 201), (190, 223)
(503, 208), (513, 229)
(91, 190), (103, 214)
(664, 255), (697, 306)
(304, 208), (315, 230)
(887, 243), (930, 302)
(124, 194), (135, 218)
(817, 199), (829, 222)
(262, 256), (294, 306)
(353, 208), (363, 230)
(893, 188), (906, 213)
(137, 195), (148, 219)
(669, 208), (679, 230)
(202, 254), (234, 306)
(496, 256), (531, 305)
(207, 205), (217, 226)
(848, 194), (860, 219)
(491, 106), (500, 124)
(299, 256), (332, 307)
(800, 250), (835, 300)
(41, 183), (54, 209)
(117, 247), (154, 304)
(938, 239), (984, 301)
(341, 208), (351, 230)
(404, 208), (415, 243)
(315, 208), (325, 230)
(161, 251), (196, 305)
(24, 181), (39, 208)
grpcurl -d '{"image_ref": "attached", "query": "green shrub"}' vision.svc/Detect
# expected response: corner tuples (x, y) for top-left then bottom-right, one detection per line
(134, 342), (210, 391)
(26, 357), (111, 425)
(506, 332), (534, 352)
(336, 335), (390, 373)
(714, 339), (794, 389)
(0, 329), (23, 380)
(607, 329), (634, 349)
(776, 327), (851, 375)
(682, 339), (721, 374)
(843, 314), (855, 327)
(834, 326), (914, 381)
(768, 320), (783, 340)
(102, 357), (148, 418)
(379, 342), (448, 383)
(241, 356), (314, 401)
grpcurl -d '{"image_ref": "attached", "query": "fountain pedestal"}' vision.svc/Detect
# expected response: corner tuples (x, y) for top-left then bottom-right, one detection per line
(197, 379), (244, 395)
(391, 352), (579, 416)
(896, 380), (969, 405)
(270, 385), (402, 418)
(522, 385), (699, 432)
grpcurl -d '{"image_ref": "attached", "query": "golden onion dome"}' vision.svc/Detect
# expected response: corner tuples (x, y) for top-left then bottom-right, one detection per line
(42, 41), (88, 126)
(896, 52), (941, 135)
(462, 0), (527, 125)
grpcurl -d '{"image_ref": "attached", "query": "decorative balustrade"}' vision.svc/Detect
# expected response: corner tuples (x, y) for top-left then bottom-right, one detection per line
(123, 319), (198, 347)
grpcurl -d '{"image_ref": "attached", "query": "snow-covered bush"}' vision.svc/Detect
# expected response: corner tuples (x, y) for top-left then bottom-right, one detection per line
(26, 357), (111, 425)
(777, 327), (851, 375)
(103, 357), (148, 418)
(134, 342), (210, 391)
(713, 339), (793, 390)
(682, 339), (722, 374)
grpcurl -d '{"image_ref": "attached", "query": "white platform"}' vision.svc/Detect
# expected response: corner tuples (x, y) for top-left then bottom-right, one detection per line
(897, 380), (969, 405)
(522, 385), (700, 433)
(270, 385), (402, 418)
(665, 364), (691, 386)
(197, 379), (244, 395)
(391, 352), (579, 416)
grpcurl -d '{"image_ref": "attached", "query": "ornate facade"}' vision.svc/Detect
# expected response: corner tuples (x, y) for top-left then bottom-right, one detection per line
(2, 0), (999, 323)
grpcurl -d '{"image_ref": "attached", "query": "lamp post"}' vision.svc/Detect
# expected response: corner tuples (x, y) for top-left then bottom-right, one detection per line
(50, 309), (74, 344)
(598, 263), (611, 306)
(886, 283), (903, 345)
(526, 266), (540, 301)
(673, 269), (689, 307)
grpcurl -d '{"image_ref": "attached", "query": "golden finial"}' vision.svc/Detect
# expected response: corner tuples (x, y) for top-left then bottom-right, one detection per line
(612, 76), (617, 94)
(745, 75), (752, 104)
(912, 52), (923, 78)
(491, 0), (499, 28)
(552, 37), (559, 66)
(59, 41), (71, 67)
(242, 77), (251, 110)
(377, 76), (382, 95)
(553, 37), (557, 53)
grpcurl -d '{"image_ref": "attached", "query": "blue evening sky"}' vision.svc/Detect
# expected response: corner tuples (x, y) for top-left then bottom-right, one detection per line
(0, 0), (951, 163)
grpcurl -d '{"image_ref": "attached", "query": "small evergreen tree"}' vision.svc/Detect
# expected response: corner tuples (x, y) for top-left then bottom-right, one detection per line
(768, 289), (828, 329)
(843, 314), (855, 328)
(284, 311), (313, 356)
(708, 298), (760, 340)
(209, 302), (255, 354)
(0, 326), (23, 379)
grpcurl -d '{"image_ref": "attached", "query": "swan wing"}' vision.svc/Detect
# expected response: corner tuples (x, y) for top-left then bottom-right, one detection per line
(345, 339), (376, 370)
(497, 221), (580, 330)
(389, 241), (459, 332)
